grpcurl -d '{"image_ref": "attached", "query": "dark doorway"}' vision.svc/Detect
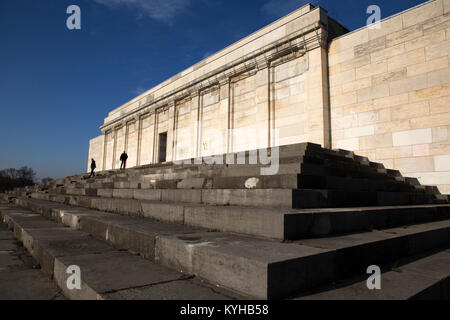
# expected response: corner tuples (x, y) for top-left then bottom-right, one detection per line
(158, 132), (167, 163)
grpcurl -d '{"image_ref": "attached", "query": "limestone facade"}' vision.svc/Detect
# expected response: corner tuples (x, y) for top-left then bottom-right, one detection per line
(88, 0), (450, 193)
(329, 0), (450, 193)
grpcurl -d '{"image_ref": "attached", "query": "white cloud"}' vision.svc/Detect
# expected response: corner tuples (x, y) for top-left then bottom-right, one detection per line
(94, 0), (192, 23)
(202, 51), (213, 59)
(133, 86), (146, 95)
(261, 0), (315, 19)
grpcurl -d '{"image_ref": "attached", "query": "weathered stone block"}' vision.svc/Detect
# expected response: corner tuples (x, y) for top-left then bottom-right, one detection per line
(393, 128), (433, 147)
(405, 29), (446, 52)
(394, 156), (435, 173)
(356, 61), (388, 79)
(413, 144), (431, 157)
(368, 15), (403, 40)
(408, 57), (448, 77)
(387, 48), (425, 72)
(360, 133), (393, 150)
(354, 36), (386, 57)
(430, 96), (450, 114)
(372, 68), (407, 86)
(402, 0), (444, 28)
(434, 155), (450, 171)
(386, 24), (423, 48)
(428, 67), (450, 87)
(391, 101), (430, 121)
(389, 74), (428, 96)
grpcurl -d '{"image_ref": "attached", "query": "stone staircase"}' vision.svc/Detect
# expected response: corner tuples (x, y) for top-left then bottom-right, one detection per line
(1, 143), (450, 299)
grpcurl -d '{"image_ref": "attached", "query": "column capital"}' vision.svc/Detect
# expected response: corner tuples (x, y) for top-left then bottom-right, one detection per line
(257, 60), (270, 70)
(218, 76), (230, 86)
(113, 124), (123, 131)
(190, 89), (200, 98)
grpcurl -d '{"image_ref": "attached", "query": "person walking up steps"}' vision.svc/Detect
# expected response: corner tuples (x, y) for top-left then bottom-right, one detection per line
(89, 159), (96, 178)
(120, 151), (128, 170)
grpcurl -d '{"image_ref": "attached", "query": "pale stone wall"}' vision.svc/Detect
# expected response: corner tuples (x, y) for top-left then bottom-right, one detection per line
(87, 135), (104, 172)
(103, 4), (319, 125)
(89, 0), (449, 193)
(91, 4), (340, 172)
(329, 0), (450, 193)
(125, 121), (138, 167)
(114, 126), (126, 169)
(231, 71), (263, 152)
(200, 86), (226, 157)
(175, 96), (196, 160)
(273, 53), (308, 145)
(104, 131), (114, 170)
(139, 114), (155, 166)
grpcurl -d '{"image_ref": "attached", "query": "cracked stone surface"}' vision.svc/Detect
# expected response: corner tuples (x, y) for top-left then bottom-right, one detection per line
(0, 223), (66, 300)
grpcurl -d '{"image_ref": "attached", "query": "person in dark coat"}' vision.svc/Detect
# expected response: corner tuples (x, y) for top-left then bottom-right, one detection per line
(120, 151), (128, 170)
(89, 159), (96, 178)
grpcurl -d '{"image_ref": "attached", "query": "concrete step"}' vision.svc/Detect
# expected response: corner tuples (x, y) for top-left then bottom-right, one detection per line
(292, 189), (442, 208)
(82, 152), (390, 184)
(58, 144), (386, 182)
(18, 195), (450, 240)
(66, 173), (300, 191)
(299, 162), (402, 184)
(0, 223), (66, 300)
(76, 164), (440, 201)
(65, 172), (426, 194)
(41, 144), (441, 197)
(297, 174), (421, 193)
(0, 202), (244, 300)
(37, 143), (444, 202)
(295, 248), (450, 300)
(5, 198), (450, 299)
(56, 185), (443, 209)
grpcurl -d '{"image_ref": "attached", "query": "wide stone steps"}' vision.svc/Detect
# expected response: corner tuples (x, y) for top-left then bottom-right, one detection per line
(0, 202), (244, 300)
(61, 172), (425, 194)
(295, 247), (450, 300)
(17, 193), (450, 240)
(80, 153), (395, 185)
(39, 185), (444, 210)
(16, 144), (444, 211)
(2, 198), (450, 299)
(57, 174), (437, 205)
(43, 143), (397, 183)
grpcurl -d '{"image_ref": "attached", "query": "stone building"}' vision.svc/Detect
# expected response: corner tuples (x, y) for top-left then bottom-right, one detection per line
(89, 0), (450, 193)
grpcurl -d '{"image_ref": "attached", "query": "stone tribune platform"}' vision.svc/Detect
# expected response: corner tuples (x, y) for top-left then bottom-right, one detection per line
(1, 143), (450, 300)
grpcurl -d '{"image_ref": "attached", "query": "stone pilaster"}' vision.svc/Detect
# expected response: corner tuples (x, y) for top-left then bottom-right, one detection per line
(255, 60), (272, 149)
(136, 115), (143, 166)
(192, 90), (201, 158)
(218, 78), (231, 154)
(124, 122), (130, 153)
(168, 100), (176, 162)
(112, 127), (118, 169)
(152, 110), (159, 163)
(101, 130), (107, 171)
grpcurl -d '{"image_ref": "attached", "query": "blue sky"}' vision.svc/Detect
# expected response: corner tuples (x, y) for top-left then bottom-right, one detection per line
(0, 0), (428, 180)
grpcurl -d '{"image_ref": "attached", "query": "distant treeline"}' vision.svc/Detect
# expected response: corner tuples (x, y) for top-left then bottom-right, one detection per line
(0, 167), (37, 193)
